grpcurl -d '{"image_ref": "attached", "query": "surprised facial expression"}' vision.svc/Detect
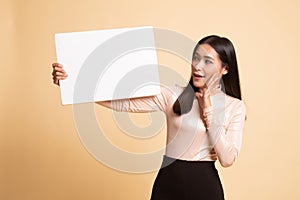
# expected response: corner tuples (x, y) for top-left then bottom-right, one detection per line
(191, 44), (228, 89)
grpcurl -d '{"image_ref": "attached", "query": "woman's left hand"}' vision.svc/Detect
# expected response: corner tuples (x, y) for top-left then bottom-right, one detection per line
(195, 73), (221, 109)
(195, 84), (211, 109)
(195, 73), (221, 127)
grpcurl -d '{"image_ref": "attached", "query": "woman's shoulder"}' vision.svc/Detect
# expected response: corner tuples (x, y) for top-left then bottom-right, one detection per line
(224, 94), (246, 113)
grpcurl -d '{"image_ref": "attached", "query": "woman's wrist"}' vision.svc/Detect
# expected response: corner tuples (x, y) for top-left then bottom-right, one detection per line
(202, 105), (212, 129)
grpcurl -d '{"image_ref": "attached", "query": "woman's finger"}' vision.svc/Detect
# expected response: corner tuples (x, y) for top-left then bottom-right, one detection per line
(206, 73), (219, 87)
(55, 71), (67, 77)
(195, 92), (202, 98)
(53, 76), (67, 86)
(52, 67), (67, 78)
(52, 70), (67, 78)
(53, 79), (59, 85)
(53, 75), (59, 85)
(54, 66), (66, 74)
(52, 63), (63, 68)
(54, 75), (67, 80)
(205, 74), (221, 94)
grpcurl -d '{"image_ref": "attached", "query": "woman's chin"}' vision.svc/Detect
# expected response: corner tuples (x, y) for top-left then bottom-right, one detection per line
(193, 81), (205, 88)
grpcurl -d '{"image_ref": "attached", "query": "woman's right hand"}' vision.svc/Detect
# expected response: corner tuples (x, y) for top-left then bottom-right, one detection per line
(52, 63), (68, 86)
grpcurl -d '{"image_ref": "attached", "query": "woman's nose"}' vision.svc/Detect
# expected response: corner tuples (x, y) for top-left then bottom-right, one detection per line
(194, 61), (204, 71)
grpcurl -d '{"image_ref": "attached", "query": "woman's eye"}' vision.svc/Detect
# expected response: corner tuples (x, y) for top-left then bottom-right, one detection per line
(193, 56), (200, 61)
(205, 59), (213, 64)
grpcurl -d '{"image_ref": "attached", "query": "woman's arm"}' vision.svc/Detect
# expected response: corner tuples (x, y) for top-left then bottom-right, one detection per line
(97, 101), (113, 109)
(95, 87), (172, 113)
(52, 63), (171, 112)
(196, 80), (246, 167)
(204, 101), (246, 167)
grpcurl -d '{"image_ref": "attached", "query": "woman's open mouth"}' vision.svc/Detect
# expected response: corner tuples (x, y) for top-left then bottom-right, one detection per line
(193, 73), (205, 79)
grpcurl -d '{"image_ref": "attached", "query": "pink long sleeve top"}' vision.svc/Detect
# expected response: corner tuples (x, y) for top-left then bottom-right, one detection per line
(110, 85), (246, 167)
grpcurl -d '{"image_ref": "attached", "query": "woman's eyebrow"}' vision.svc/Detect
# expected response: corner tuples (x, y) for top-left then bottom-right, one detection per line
(204, 55), (214, 60)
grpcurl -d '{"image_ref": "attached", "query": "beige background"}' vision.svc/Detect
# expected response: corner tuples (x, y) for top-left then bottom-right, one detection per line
(1, 0), (300, 199)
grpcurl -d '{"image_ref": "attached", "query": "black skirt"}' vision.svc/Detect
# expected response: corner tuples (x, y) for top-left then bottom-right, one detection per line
(150, 155), (224, 200)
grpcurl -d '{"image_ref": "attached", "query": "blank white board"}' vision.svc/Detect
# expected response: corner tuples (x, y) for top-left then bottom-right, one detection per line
(55, 26), (160, 105)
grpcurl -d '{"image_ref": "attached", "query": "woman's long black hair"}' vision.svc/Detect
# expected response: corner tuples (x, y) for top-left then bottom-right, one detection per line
(173, 35), (242, 115)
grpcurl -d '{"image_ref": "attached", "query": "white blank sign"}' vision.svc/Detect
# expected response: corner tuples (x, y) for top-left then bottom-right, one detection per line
(54, 26), (161, 105)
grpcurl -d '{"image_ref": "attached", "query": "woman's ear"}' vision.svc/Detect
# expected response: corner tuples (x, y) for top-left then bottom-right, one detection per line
(222, 65), (229, 75)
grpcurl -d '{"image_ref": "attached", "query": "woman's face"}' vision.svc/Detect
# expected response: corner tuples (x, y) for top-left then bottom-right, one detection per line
(191, 44), (228, 89)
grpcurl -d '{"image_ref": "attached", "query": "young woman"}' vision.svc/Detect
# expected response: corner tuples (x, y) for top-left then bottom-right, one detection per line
(52, 35), (246, 200)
